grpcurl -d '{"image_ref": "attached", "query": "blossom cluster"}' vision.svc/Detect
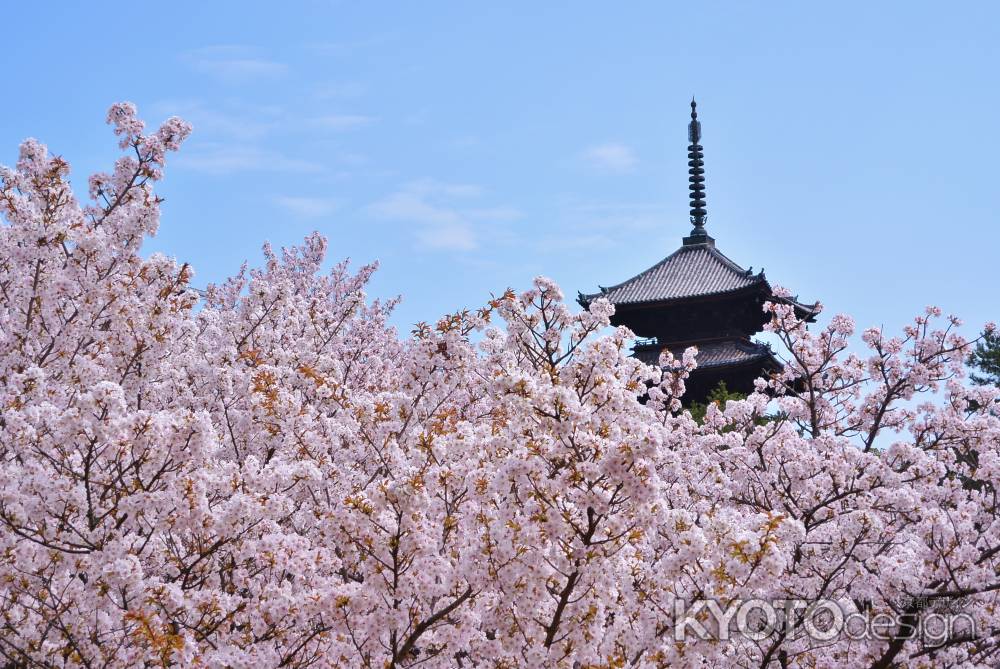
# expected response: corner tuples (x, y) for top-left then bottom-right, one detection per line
(0, 104), (998, 668)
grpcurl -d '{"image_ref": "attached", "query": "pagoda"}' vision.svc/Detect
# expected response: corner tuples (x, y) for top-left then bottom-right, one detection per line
(578, 100), (817, 404)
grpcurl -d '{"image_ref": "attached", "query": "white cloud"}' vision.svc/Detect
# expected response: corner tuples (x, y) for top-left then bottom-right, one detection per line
(407, 178), (483, 199)
(149, 100), (277, 141)
(332, 151), (371, 167)
(582, 142), (638, 173)
(415, 224), (477, 251)
(184, 46), (287, 84)
(464, 206), (522, 220)
(571, 202), (669, 232)
(304, 34), (397, 56)
(540, 233), (618, 251)
(369, 190), (461, 227)
(527, 201), (672, 253)
(448, 135), (482, 150)
(177, 145), (324, 175)
(274, 196), (340, 218)
(313, 82), (368, 100)
(367, 180), (518, 251)
(311, 114), (375, 131)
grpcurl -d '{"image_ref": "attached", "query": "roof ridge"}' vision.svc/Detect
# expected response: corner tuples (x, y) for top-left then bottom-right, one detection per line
(593, 245), (690, 295)
(705, 244), (756, 276)
(584, 244), (763, 292)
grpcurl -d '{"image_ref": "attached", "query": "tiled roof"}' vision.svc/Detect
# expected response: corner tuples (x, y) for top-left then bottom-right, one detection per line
(633, 338), (776, 370)
(581, 243), (766, 306)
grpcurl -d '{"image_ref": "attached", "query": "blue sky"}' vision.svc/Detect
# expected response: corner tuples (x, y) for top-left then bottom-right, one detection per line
(3, 2), (999, 339)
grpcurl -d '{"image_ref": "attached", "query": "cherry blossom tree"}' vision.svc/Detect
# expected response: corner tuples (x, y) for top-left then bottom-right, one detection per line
(0, 104), (998, 668)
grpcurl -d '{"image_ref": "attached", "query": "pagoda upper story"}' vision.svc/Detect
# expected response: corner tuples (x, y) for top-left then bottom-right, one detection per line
(578, 100), (817, 403)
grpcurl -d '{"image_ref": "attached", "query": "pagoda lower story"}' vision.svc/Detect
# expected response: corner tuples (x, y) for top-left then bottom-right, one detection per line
(633, 336), (779, 401)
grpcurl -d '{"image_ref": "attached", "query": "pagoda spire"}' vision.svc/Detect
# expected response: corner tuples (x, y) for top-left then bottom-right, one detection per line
(684, 98), (712, 245)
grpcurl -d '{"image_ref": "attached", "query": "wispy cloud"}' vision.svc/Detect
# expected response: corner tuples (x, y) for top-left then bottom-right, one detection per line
(582, 142), (638, 173)
(184, 46), (287, 84)
(415, 224), (477, 251)
(448, 135), (482, 151)
(304, 34), (397, 56)
(570, 202), (669, 231)
(274, 196), (340, 218)
(532, 201), (672, 253)
(311, 114), (375, 131)
(177, 144), (324, 175)
(313, 82), (368, 100)
(149, 100), (277, 141)
(367, 179), (518, 251)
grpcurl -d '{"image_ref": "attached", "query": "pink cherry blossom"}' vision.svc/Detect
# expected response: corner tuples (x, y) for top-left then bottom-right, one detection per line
(0, 104), (998, 668)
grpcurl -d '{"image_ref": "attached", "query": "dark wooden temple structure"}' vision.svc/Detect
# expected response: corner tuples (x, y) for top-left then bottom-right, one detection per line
(578, 100), (817, 404)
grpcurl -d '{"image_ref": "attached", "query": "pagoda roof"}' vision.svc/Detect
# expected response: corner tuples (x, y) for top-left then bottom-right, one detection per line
(579, 240), (817, 320)
(580, 241), (765, 306)
(633, 337), (778, 370)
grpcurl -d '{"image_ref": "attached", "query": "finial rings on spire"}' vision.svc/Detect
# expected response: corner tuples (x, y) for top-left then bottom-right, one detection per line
(687, 99), (706, 232)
